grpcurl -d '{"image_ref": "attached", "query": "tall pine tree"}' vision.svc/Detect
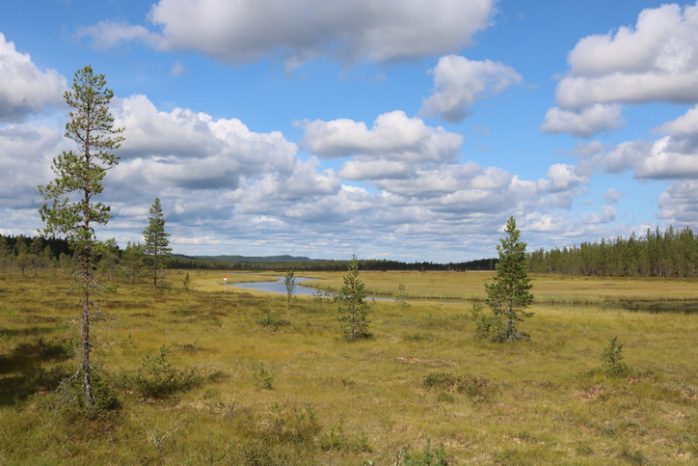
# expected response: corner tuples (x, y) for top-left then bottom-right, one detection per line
(38, 65), (123, 407)
(485, 216), (534, 342)
(143, 198), (172, 287)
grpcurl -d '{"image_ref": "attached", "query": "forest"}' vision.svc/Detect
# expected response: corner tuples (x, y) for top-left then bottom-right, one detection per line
(528, 225), (698, 277)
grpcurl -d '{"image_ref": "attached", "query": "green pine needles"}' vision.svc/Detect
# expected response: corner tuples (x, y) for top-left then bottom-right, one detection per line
(38, 65), (123, 407)
(484, 216), (534, 342)
(143, 198), (172, 287)
(337, 256), (371, 341)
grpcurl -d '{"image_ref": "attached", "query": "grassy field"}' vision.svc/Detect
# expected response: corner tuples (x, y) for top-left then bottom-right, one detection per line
(0, 269), (697, 465)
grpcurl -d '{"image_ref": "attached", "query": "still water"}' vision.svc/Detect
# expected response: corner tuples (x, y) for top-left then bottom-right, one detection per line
(228, 276), (325, 296)
(228, 276), (390, 301)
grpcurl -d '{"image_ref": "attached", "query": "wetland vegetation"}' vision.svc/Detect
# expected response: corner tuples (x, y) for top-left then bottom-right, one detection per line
(1, 267), (697, 464)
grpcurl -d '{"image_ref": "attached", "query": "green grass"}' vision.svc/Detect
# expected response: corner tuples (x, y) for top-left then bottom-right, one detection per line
(0, 269), (697, 464)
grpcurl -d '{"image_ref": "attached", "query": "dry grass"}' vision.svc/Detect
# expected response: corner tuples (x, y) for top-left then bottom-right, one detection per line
(0, 269), (696, 464)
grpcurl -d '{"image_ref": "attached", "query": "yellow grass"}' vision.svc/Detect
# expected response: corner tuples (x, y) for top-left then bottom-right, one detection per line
(0, 269), (696, 464)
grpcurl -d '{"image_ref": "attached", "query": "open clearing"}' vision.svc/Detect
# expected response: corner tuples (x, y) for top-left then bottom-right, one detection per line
(1, 270), (697, 464)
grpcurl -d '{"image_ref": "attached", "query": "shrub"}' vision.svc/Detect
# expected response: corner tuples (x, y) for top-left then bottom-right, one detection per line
(423, 372), (495, 401)
(398, 439), (449, 466)
(602, 337), (630, 377)
(319, 421), (371, 453)
(55, 368), (120, 414)
(474, 313), (507, 342)
(134, 346), (201, 398)
(254, 363), (276, 390)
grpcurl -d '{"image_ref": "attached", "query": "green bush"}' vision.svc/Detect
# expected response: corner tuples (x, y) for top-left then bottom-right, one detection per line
(133, 346), (201, 398)
(55, 368), (120, 414)
(602, 337), (630, 377)
(474, 313), (507, 342)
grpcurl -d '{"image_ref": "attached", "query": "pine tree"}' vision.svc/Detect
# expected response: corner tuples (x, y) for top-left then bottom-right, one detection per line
(284, 268), (296, 311)
(337, 256), (370, 341)
(38, 65), (123, 407)
(143, 198), (172, 287)
(485, 216), (534, 342)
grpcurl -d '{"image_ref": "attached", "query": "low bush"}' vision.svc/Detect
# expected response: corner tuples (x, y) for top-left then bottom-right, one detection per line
(474, 313), (507, 342)
(423, 372), (495, 401)
(602, 337), (630, 377)
(133, 346), (201, 398)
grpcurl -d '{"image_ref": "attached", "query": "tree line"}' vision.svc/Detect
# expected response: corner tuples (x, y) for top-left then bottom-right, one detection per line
(528, 225), (698, 277)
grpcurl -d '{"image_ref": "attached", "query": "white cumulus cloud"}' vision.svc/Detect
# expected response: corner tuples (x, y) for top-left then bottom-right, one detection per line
(301, 111), (462, 163)
(559, 2), (698, 108)
(82, 0), (494, 66)
(543, 2), (698, 136)
(541, 104), (622, 137)
(421, 55), (521, 122)
(0, 33), (65, 121)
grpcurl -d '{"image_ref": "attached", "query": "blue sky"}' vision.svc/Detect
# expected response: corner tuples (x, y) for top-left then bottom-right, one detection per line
(1, 0), (698, 261)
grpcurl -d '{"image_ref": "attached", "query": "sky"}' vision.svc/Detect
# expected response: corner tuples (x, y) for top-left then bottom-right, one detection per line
(1, 0), (698, 262)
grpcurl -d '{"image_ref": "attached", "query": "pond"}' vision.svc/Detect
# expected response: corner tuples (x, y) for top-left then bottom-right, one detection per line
(228, 276), (324, 297)
(227, 276), (392, 301)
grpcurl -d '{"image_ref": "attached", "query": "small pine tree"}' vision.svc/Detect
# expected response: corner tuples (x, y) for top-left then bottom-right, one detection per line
(337, 256), (370, 341)
(602, 336), (630, 376)
(15, 238), (30, 277)
(284, 269), (296, 311)
(485, 216), (534, 342)
(143, 198), (172, 287)
(394, 282), (408, 307)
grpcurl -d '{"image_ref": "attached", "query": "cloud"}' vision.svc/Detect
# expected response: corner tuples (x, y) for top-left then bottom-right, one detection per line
(603, 135), (698, 180)
(0, 91), (617, 261)
(658, 180), (698, 224)
(584, 204), (616, 225)
(0, 124), (63, 204)
(603, 188), (622, 204)
(541, 104), (622, 137)
(112, 94), (297, 190)
(339, 159), (411, 180)
(301, 111), (462, 163)
(0, 33), (65, 121)
(81, 0), (494, 66)
(543, 2), (698, 136)
(656, 104), (698, 152)
(421, 55), (522, 122)
(170, 62), (185, 77)
(544, 163), (588, 192)
(559, 2), (698, 108)
(75, 21), (163, 50)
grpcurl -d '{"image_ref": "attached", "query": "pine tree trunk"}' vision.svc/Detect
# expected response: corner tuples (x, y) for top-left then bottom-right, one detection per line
(82, 245), (94, 407)
(507, 307), (515, 342)
(153, 252), (158, 287)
